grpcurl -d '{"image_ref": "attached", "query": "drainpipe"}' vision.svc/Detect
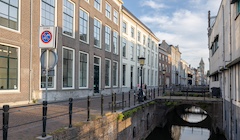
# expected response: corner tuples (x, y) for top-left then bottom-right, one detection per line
(29, 0), (33, 103)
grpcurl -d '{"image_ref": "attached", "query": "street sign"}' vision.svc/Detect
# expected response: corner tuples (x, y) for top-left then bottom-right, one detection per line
(39, 26), (56, 49)
(40, 50), (58, 70)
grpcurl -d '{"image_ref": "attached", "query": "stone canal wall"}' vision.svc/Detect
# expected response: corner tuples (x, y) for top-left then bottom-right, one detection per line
(49, 101), (159, 140)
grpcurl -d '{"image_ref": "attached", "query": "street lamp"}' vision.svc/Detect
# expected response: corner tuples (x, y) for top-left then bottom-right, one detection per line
(138, 57), (145, 102)
(162, 69), (166, 95)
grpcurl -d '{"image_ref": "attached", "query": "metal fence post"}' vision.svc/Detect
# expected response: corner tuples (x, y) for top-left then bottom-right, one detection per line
(87, 96), (90, 121)
(111, 93), (114, 113)
(129, 91), (130, 107)
(101, 94), (104, 116)
(134, 90), (136, 106)
(122, 92), (124, 110)
(42, 101), (48, 137)
(69, 98), (73, 128)
(3, 105), (9, 140)
(114, 93), (117, 112)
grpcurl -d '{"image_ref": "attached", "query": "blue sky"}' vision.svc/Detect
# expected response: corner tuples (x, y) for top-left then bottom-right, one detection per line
(123, 0), (222, 71)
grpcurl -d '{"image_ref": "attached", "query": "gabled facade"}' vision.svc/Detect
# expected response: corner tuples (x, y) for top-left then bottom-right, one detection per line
(208, 0), (240, 139)
(120, 6), (159, 91)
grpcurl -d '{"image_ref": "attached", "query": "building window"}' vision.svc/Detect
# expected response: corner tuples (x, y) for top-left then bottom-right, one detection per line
(79, 52), (88, 88)
(143, 48), (146, 57)
(148, 38), (150, 48)
(122, 38), (127, 58)
(151, 52), (154, 66)
(94, 0), (101, 11)
(212, 74), (219, 81)
(151, 41), (154, 50)
(122, 65), (126, 86)
(41, 0), (55, 26)
(131, 27), (134, 38)
(0, 45), (18, 90)
(137, 44), (140, 57)
(105, 26), (111, 51)
(155, 71), (157, 85)
(138, 31), (141, 42)
(148, 50), (150, 65)
(211, 35), (219, 56)
(0, 0), (19, 30)
(105, 2), (111, 19)
(143, 35), (146, 45)
(113, 61), (118, 86)
(113, 9), (118, 24)
(79, 8), (89, 43)
(105, 59), (111, 87)
(122, 21), (127, 33)
(130, 42), (134, 60)
(238, 1), (240, 14)
(63, 0), (74, 37)
(113, 31), (118, 54)
(94, 18), (101, 48)
(151, 70), (154, 85)
(63, 48), (74, 88)
(148, 69), (150, 85)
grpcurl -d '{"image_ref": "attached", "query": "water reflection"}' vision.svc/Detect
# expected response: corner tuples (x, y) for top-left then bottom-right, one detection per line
(180, 106), (207, 123)
(172, 126), (210, 140)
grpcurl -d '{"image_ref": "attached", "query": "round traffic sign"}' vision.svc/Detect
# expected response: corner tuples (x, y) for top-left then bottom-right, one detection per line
(40, 50), (58, 69)
(41, 31), (52, 44)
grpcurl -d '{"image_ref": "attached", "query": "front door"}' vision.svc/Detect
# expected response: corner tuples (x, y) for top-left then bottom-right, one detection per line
(94, 65), (99, 93)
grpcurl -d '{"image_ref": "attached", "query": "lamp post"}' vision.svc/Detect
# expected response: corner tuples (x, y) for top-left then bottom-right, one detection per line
(138, 57), (145, 102)
(162, 69), (166, 95)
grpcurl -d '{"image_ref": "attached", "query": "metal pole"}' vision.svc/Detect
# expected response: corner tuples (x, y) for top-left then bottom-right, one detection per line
(87, 96), (90, 121)
(101, 94), (103, 116)
(134, 90), (136, 106)
(69, 98), (73, 128)
(45, 49), (49, 101)
(42, 101), (48, 137)
(111, 93), (114, 113)
(139, 66), (143, 102)
(3, 105), (9, 140)
(128, 91), (130, 107)
(122, 92), (124, 110)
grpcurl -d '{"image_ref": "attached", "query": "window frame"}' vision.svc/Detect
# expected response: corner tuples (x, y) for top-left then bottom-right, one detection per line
(0, 0), (21, 32)
(122, 38), (127, 58)
(62, 46), (75, 89)
(113, 9), (118, 25)
(105, 2), (111, 20)
(62, 0), (75, 38)
(130, 42), (134, 61)
(113, 61), (118, 87)
(122, 64), (126, 86)
(113, 30), (118, 54)
(40, 0), (56, 26)
(94, 17), (102, 48)
(105, 58), (111, 88)
(94, 0), (102, 12)
(105, 25), (111, 52)
(0, 44), (20, 92)
(122, 21), (127, 33)
(137, 31), (141, 42)
(79, 8), (89, 44)
(131, 26), (135, 38)
(79, 51), (89, 88)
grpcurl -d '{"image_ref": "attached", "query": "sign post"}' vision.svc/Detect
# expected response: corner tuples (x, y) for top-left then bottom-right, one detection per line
(39, 26), (57, 138)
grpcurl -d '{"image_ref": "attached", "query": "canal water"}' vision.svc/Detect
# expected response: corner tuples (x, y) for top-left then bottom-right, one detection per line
(146, 106), (226, 140)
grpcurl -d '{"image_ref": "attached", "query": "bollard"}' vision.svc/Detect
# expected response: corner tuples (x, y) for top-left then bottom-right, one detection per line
(114, 93), (117, 112)
(87, 96), (90, 121)
(129, 91), (130, 107)
(122, 92), (124, 110)
(134, 90), (136, 106)
(3, 105), (9, 140)
(101, 94), (104, 116)
(111, 93), (114, 113)
(69, 98), (73, 128)
(42, 101), (48, 137)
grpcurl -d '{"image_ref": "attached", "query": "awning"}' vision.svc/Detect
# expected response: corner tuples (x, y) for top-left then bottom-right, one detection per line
(231, 0), (238, 4)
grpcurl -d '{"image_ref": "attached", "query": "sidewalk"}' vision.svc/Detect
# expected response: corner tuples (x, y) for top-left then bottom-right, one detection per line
(0, 90), (159, 140)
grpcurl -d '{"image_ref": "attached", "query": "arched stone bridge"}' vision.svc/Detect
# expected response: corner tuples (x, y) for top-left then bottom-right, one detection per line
(155, 96), (223, 133)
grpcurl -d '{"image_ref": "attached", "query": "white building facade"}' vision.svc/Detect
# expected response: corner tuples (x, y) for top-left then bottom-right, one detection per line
(120, 6), (159, 92)
(208, 0), (240, 139)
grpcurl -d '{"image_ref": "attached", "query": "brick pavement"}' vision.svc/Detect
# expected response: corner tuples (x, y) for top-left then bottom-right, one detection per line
(0, 89), (160, 140)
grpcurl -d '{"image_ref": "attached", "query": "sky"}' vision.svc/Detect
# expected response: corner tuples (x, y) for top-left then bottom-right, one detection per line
(123, 0), (222, 71)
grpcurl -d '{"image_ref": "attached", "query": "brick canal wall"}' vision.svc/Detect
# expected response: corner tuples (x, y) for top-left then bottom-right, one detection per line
(49, 102), (159, 140)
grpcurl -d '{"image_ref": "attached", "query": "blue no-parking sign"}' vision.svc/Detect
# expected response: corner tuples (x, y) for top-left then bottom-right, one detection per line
(39, 26), (56, 48)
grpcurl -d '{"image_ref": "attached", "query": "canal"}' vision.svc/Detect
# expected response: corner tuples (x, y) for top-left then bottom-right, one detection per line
(146, 106), (226, 140)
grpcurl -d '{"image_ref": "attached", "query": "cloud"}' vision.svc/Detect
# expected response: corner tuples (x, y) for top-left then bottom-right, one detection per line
(137, 0), (222, 70)
(140, 0), (167, 9)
